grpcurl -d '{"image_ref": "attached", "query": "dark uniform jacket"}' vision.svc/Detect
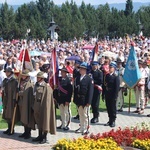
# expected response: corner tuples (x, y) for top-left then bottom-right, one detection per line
(73, 68), (80, 79)
(53, 76), (73, 105)
(103, 73), (120, 100)
(74, 75), (94, 106)
(91, 69), (103, 92)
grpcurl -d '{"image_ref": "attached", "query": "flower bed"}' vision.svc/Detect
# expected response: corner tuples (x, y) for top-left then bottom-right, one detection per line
(53, 122), (150, 150)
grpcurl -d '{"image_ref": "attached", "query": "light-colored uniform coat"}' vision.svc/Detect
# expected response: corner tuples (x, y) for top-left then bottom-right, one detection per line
(18, 80), (35, 129)
(33, 81), (56, 134)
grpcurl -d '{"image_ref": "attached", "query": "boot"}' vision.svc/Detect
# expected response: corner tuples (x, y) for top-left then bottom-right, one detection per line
(133, 107), (140, 113)
(19, 127), (26, 138)
(3, 123), (11, 134)
(39, 132), (49, 144)
(24, 127), (31, 139)
(7, 123), (14, 135)
(32, 130), (42, 142)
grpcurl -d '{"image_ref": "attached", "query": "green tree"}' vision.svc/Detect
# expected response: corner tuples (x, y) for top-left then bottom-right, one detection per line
(0, 2), (16, 39)
(124, 0), (133, 16)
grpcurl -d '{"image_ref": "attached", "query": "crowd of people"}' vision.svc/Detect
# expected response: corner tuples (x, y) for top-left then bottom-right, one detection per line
(0, 35), (150, 143)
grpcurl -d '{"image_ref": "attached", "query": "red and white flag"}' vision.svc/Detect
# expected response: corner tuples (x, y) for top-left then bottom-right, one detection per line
(17, 49), (33, 72)
(49, 48), (58, 89)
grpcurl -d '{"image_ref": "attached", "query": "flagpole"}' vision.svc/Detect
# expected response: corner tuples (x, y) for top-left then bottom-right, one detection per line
(128, 88), (131, 113)
(11, 42), (26, 134)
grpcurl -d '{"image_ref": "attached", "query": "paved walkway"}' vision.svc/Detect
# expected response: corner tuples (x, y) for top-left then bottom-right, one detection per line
(0, 105), (150, 150)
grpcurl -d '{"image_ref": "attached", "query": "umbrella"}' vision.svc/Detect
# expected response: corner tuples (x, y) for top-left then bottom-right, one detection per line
(65, 55), (80, 61)
(41, 52), (51, 57)
(102, 51), (117, 59)
(29, 50), (41, 56)
(82, 45), (95, 50)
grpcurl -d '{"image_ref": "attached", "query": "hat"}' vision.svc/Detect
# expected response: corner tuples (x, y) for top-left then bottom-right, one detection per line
(75, 60), (81, 65)
(91, 61), (99, 66)
(4, 67), (14, 73)
(109, 61), (117, 68)
(138, 60), (143, 64)
(37, 71), (45, 78)
(79, 62), (88, 69)
(21, 69), (30, 76)
(40, 64), (50, 72)
(116, 58), (122, 63)
(60, 67), (69, 73)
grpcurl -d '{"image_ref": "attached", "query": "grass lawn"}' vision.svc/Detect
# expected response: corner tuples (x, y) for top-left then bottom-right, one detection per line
(0, 89), (136, 129)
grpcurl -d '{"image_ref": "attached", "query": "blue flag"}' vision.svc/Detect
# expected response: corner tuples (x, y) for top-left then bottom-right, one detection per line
(123, 46), (141, 88)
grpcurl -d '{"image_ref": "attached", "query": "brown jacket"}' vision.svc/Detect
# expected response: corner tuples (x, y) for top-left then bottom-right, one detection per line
(19, 80), (35, 129)
(2, 76), (18, 122)
(33, 81), (56, 134)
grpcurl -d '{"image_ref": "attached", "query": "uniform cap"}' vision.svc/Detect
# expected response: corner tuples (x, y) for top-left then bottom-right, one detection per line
(37, 71), (45, 78)
(109, 61), (117, 68)
(4, 67), (14, 73)
(79, 62), (88, 69)
(21, 69), (30, 76)
(116, 58), (122, 63)
(59, 66), (69, 73)
(75, 60), (81, 65)
(138, 60), (143, 64)
(91, 61), (99, 66)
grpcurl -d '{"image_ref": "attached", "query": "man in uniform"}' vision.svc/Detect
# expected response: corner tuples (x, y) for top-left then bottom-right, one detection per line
(18, 69), (35, 139)
(90, 61), (103, 123)
(133, 60), (146, 114)
(2, 67), (18, 135)
(116, 58), (126, 112)
(73, 60), (81, 120)
(74, 62), (94, 135)
(54, 67), (73, 131)
(103, 62), (120, 127)
(33, 71), (56, 144)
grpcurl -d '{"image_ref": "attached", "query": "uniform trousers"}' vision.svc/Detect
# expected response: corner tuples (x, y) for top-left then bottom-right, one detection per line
(116, 88), (124, 110)
(135, 87), (145, 109)
(78, 106), (90, 132)
(59, 103), (71, 128)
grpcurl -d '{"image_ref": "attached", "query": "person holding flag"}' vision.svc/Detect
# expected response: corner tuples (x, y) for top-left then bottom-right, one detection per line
(2, 67), (18, 135)
(18, 69), (35, 139)
(133, 60), (146, 114)
(90, 61), (103, 123)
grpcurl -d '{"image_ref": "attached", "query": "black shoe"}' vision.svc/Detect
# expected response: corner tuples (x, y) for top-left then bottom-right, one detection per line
(7, 130), (14, 136)
(82, 131), (89, 135)
(147, 114), (150, 117)
(117, 109), (123, 112)
(32, 136), (42, 142)
(24, 133), (31, 139)
(19, 132), (26, 138)
(3, 129), (10, 134)
(73, 115), (79, 120)
(110, 122), (115, 127)
(56, 125), (62, 129)
(63, 126), (70, 131)
(75, 128), (82, 133)
(39, 138), (49, 144)
(104, 122), (110, 126)
(91, 118), (99, 123)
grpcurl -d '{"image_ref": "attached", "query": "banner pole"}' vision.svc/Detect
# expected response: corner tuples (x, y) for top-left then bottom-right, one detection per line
(128, 89), (131, 113)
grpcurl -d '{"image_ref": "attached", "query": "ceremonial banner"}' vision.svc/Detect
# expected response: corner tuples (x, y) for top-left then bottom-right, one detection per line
(17, 49), (33, 71)
(90, 43), (99, 62)
(49, 48), (58, 89)
(123, 46), (141, 88)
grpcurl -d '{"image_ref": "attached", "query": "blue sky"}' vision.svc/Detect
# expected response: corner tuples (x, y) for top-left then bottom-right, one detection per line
(1, 0), (150, 5)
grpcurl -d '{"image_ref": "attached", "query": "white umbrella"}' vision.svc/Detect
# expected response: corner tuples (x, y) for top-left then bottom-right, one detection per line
(102, 51), (117, 59)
